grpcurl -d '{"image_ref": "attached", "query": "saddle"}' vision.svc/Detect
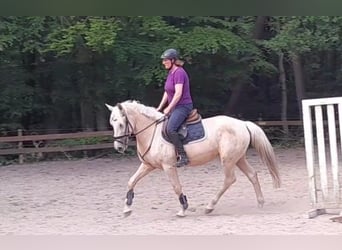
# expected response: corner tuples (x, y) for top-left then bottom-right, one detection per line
(185, 109), (201, 124)
(162, 109), (203, 142)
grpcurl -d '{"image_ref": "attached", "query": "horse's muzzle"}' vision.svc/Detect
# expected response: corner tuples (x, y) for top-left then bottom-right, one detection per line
(114, 141), (126, 153)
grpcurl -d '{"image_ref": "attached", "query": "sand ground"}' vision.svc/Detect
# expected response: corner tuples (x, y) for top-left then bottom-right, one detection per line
(1, 147), (341, 235)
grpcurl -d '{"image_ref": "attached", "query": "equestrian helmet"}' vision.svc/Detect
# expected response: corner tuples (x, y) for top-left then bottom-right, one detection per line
(160, 48), (179, 60)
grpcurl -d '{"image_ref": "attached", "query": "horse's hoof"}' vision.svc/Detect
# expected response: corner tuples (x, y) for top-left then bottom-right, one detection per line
(176, 210), (186, 217)
(123, 210), (132, 217)
(205, 208), (214, 214)
(188, 207), (196, 212)
(258, 201), (264, 208)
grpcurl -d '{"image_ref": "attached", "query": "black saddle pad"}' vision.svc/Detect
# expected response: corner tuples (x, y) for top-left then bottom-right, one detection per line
(162, 120), (205, 145)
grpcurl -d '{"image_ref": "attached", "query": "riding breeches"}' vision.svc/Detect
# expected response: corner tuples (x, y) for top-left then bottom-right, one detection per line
(166, 103), (193, 134)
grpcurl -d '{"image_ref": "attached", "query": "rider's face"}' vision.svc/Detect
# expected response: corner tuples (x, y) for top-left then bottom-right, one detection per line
(162, 59), (173, 70)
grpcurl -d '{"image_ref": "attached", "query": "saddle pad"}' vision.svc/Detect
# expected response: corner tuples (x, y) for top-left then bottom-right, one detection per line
(162, 121), (206, 145)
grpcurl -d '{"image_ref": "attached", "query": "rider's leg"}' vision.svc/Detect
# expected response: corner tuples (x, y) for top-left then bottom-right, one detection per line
(167, 104), (192, 167)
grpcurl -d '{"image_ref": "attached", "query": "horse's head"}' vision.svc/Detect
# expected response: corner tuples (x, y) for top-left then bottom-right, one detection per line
(106, 100), (165, 153)
(105, 103), (131, 153)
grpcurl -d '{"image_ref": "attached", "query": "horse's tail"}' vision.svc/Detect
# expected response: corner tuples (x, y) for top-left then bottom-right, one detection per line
(245, 121), (281, 188)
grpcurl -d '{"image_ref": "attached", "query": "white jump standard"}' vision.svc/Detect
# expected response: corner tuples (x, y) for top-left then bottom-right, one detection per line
(302, 97), (342, 218)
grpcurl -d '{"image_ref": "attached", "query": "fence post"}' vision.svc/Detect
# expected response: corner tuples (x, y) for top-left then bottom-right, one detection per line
(18, 129), (24, 164)
(302, 97), (342, 218)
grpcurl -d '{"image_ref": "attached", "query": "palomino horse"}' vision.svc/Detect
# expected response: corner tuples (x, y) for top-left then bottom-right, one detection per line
(105, 100), (281, 217)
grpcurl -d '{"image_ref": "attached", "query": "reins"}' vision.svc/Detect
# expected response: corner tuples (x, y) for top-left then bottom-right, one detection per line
(111, 103), (166, 161)
(113, 116), (165, 141)
(137, 117), (162, 160)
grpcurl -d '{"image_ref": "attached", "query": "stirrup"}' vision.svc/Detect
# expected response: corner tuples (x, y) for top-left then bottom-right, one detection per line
(176, 155), (189, 168)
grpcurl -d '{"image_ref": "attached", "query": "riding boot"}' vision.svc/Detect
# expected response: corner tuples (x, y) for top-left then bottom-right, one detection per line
(168, 132), (189, 167)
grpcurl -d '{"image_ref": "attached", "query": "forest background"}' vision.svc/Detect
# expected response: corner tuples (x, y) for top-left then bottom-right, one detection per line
(1, 16), (341, 135)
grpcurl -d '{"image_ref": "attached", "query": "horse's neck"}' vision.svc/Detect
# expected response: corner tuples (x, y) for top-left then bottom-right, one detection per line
(128, 109), (155, 142)
(131, 112), (158, 157)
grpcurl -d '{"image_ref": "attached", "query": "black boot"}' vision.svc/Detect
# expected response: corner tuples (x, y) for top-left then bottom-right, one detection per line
(168, 132), (189, 167)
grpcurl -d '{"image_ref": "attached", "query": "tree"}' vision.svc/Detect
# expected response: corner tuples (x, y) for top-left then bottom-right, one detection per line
(264, 16), (342, 120)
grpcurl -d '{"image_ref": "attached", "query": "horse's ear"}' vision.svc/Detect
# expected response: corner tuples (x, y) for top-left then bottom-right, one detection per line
(117, 103), (124, 112)
(105, 103), (113, 111)
(117, 103), (126, 116)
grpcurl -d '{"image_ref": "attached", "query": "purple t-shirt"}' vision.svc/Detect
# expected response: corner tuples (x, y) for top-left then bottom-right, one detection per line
(164, 67), (193, 105)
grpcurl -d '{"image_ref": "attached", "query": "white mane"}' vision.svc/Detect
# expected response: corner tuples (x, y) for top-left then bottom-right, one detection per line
(121, 100), (164, 120)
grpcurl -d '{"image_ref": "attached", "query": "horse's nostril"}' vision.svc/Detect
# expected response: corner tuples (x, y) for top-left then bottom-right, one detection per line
(116, 145), (124, 153)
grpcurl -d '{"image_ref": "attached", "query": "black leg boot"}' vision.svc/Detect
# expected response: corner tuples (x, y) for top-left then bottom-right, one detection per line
(168, 132), (189, 167)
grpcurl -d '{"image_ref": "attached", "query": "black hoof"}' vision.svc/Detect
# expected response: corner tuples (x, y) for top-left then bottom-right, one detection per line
(205, 208), (214, 214)
(123, 210), (132, 217)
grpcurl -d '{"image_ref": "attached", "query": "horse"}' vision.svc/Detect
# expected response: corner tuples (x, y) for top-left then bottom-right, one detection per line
(105, 100), (281, 217)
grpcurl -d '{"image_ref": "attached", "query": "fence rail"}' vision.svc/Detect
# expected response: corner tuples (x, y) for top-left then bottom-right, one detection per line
(0, 130), (113, 143)
(0, 120), (302, 163)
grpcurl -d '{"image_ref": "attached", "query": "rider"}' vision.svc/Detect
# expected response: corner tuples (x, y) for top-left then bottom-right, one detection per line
(157, 48), (193, 167)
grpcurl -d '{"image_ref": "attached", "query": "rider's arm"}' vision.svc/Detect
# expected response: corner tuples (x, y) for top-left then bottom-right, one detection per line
(157, 91), (168, 112)
(163, 84), (183, 115)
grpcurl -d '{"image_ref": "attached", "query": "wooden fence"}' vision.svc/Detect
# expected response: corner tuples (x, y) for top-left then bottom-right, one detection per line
(0, 120), (303, 163)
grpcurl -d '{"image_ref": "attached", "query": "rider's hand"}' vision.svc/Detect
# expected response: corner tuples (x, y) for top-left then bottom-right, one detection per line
(163, 108), (171, 115)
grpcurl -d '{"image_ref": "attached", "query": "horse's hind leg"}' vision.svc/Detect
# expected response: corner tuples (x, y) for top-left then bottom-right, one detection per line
(123, 163), (154, 217)
(236, 156), (264, 208)
(205, 162), (236, 214)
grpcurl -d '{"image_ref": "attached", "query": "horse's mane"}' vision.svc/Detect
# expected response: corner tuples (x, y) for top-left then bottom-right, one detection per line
(120, 100), (164, 120)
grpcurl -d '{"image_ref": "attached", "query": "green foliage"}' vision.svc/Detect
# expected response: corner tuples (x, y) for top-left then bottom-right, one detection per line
(46, 17), (121, 55)
(53, 136), (110, 147)
(0, 17), (49, 54)
(0, 82), (35, 129)
(175, 26), (258, 57)
(265, 16), (342, 55)
(137, 16), (181, 40)
(0, 17), (16, 51)
(109, 16), (181, 85)
(1, 16), (342, 137)
(84, 17), (120, 52)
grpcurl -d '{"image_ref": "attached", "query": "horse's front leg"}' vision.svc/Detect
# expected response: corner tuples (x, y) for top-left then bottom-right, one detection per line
(123, 163), (154, 217)
(164, 166), (188, 217)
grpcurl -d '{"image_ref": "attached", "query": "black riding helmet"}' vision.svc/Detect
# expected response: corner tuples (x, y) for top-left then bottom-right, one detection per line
(160, 48), (179, 60)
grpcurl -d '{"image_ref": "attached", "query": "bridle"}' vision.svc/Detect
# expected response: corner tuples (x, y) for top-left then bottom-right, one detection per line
(112, 103), (165, 159)
(112, 115), (164, 141)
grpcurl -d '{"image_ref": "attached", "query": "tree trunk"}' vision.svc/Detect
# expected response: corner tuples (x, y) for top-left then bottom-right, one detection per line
(279, 52), (289, 134)
(80, 93), (95, 131)
(223, 16), (267, 115)
(224, 81), (245, 116)
(253, 16), (267, 39)
(76, 47), (96, 132)
(326, 50), (337, 82)
(95, 106), (108, 131)
(291, 53), (306, 119)
(79, 72), (95, 132)
(92, 58), (108, 131)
